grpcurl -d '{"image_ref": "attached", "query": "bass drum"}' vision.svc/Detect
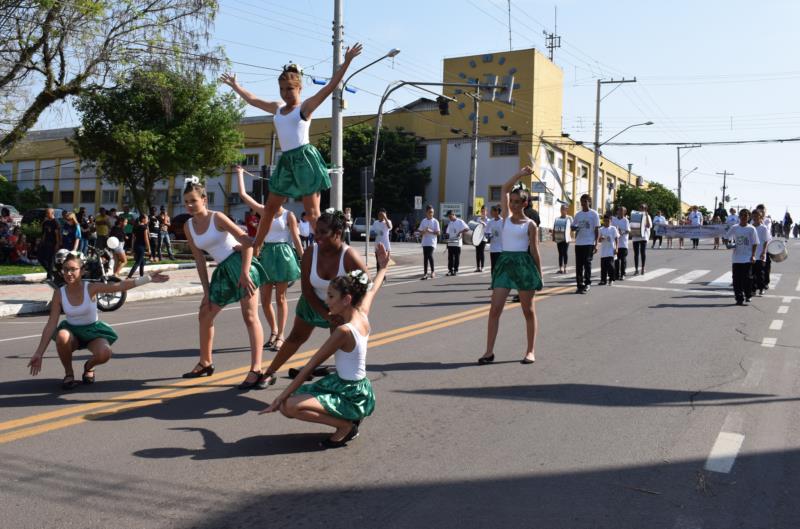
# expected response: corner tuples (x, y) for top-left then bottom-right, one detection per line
(470, 222), (486, 246)
(767, 239), (788, 263)
(96, 276), (127, 312)
(629, 211), (645, 239)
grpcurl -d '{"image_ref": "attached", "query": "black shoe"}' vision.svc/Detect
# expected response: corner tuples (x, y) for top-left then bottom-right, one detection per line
(576, 287), (584, 294)
(420, 274), (428, 280)
(288, 367), (314, 381)
(584, 285), (591, 292)
(264, 333), (278, 350)
(578, 288), (587, 295)
(256, 371), (277, 389)
(478, 354), (495, 365)
(320, 423), (359, 449)
(238, 370), (263, 390)
(745, 297), (751, 303)
(182, 362), (215, 378)
(598, 281), (607, 286)
(736, 299), (744, 306)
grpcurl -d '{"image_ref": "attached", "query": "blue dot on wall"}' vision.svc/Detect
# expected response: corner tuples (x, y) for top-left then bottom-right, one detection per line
(497, 111), (505, 119)
(454, 88), (462, 94)
(482, 116), (489, 124)
(458, 72), (466, 79)
(482, 54), (493, 63)
(509, 67), (517, 75)
(469, 60), (477, 68)
(513, 83), (521, 89)
(498, 56), (506, 65)
(468, 112), (476, 121)
(458, 102), (466, 110)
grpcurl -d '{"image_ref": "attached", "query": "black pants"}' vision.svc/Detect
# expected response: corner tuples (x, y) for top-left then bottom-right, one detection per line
(37, 245), (55, 280)
(633, 240), (647, 271)
(651, 235), (662, 248)
(574, 244), (594, 289)
(764, 254), (772, 287)
(475, 241), (486, 270)
(343, 230), (351, 245)
(752, 260), (767, 292)
(557, 241), (569, 268)
(691, 238), (699, 249)
(447, 246), (461, 274)
(422, 245), (435, 275)
(732, 262), (753, 302)
(600, 256), (615, 283)
(127, 245), (147, 278)
(615, 247), (628, 279)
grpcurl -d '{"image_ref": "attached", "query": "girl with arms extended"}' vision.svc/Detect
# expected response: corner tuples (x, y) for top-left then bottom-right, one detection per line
(220, 44), (362, 250)
(182, 178), (269, 389)
(28, 253), (168, 389)
(260, 244), (391, 448)
(478, 167), (543, 365)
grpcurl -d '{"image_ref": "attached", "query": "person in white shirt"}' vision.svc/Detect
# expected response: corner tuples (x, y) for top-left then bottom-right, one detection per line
(688, 205), (703, 249)
(552, 204), (572, 274)
(726, 209), (758, 305)
(723, 207), (738, 247)
(487, 205), (504, 277)
(416, 205), (440, 280)
(652, 210), (667, 248)
(299, 211), (312, 248)
(754, 204), (772, 289)
(598, 212), (620, 285)
(751, 209), (771, 296)
(473, 206), (489, 272)
(371, 208), (392, 256)
(632, 203), (652, 275)
(444, 210), (469, 276)
(611, 206), (630, 280)
(571, 194), (600, 294)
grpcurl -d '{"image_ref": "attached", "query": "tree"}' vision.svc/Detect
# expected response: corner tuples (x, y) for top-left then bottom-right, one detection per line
(16, 185), (48, 211)
(316, 124), (431, 215)
(0, 0), (221, 160)
(614, 182), (680, 219)
(71, 68), (244, 213)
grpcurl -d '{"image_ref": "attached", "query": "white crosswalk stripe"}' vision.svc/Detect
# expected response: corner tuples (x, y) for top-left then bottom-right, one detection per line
(708, 272), (732, 288)
(669, 269), (711, 285)
(625, 268), (676, 282)
(770, 273), (782, 288)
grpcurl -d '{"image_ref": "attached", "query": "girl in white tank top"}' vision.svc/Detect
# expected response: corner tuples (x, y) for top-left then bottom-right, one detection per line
(261, 243), (392, 449)
(479, 167), (542, 367)
(28, 253), (169, 390)
(220, 44), (363, 250)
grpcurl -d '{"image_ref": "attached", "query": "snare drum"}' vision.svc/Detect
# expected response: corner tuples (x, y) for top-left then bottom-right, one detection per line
(470, 223), (486, 246)
(767, 239), (788, 262)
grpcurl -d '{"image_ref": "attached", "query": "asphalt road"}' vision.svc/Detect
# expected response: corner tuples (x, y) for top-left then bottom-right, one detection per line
(1, 240), (799, 529)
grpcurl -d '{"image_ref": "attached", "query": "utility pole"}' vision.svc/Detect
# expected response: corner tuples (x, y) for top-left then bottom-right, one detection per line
(717, 170), (733, 212)
(543, 7), (561, 62)
(507, 0), (512, 51)
(330, 0), (344, 211)
(677, 144), (700, 220)
(468, 92), (481, 218)
(593, 78), (636, 209)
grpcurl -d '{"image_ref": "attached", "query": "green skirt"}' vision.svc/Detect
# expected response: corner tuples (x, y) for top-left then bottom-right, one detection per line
(296, 373), (375, 421)
(52, 320), (118, 349)
(259, 242), (301, 283)
(270, 144), (331, 199)
(295, 294), (330, 328)
(491, 251), (543, 291)
(208, 251), (268, 307)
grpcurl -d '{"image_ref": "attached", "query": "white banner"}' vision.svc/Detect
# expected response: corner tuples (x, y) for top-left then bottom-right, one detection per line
(654, 224), (733, 239)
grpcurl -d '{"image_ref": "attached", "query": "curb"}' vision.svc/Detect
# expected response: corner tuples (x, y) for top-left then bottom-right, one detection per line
(0, 262), (204, 284)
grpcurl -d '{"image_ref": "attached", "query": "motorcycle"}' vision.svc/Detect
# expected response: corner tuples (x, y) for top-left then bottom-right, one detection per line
(48, 237), (127, 312)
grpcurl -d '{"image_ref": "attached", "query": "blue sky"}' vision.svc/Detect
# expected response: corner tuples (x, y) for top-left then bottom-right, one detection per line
(38, 0), (800, 214)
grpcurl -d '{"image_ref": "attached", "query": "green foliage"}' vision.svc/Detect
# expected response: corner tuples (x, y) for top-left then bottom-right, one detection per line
(0, 175), (15, 204)
(71, 67), (244, 213)
(316, 124), (431, 214)
(16, 185), (48, 211)
(21, 219), (42, 240)
(614, 182), (680, 219)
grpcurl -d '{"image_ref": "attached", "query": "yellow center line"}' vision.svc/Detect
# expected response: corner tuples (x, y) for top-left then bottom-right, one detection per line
(0, 285), (571, 444)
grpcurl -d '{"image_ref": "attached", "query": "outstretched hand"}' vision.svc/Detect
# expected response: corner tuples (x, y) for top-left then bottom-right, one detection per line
(28, 354), (43, 376)
(219, 72), (238, 88)
(344, 43), (363, 63)
(375, 242), (390, 270)
(259, 397), (283, 414)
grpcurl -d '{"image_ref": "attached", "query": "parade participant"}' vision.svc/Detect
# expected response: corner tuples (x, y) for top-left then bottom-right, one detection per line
(60, 212), (81, 252)
(572, 194), (599, 294)
(343, 207), (353, 245)
(688, 205), (703, 249)
(371, 208), (392, 257)
(220, 44), (363, 250)
(260, 243), (391, 449)
(182, 178), (268, 390)
(38, 208), (61, 281)
(726, 208), (738, 226)
(612, 206), (629, 280)
(754, 204), (772, 289)
(473, 206), (488, 273)
(298, 212), (311, 248)
(28, 253), (168, 389)
(444, 210), (469, 276)
(236, 166), (303, 353)
(632, 203), (652, 275)
(487, 205), (503, 276)
(109, 217), (127, 276)
(417, 205), (440, 280)
(712, 216), (722, 250)
(751, 209), (771, 296)
(598, 212), (620, 286)
(126, 215), (151, 279)
(666, 218), (675, 249)
(479, 166), (542, 365)
(726, 209), (758, 305)
(258, 210), (368, 387)
(784, 211), (793, 239)
(652, 210), (667, 248)
(552, 204), (572, 274)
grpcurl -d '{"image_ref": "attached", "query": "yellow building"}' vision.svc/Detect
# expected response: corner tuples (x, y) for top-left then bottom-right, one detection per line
(0, 47), (649, 225)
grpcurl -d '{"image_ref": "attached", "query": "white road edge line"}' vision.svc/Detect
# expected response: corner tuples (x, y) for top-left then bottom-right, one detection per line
(705, 431), (745, 473)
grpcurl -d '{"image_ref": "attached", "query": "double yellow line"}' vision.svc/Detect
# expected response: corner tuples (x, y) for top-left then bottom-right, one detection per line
(0, 285), (572, 444)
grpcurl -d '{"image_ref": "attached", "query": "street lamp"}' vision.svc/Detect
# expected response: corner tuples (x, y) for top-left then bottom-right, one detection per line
(676, 144), (701, 220)
(592, 121), (653, 210)
(331, 48), (400, 211)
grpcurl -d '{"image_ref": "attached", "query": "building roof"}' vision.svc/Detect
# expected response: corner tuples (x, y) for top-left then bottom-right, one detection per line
(24, 127), (76, 142)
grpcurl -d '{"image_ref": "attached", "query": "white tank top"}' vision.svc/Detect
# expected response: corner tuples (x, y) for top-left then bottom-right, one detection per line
(187, 211), (238, 263)
(265, 209), (290, 243)
(60, 281), (98, 326)
(273, 105), (310, 152)
(309, 243), (348, 300)
(502, 217), (533, 252)
(335, 322), (369, 381)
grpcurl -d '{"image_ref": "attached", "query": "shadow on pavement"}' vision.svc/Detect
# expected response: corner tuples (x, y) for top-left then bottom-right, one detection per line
(369, 361), (485, 372)
(649, 303), (734, 309)
(0, 376), (181, 408)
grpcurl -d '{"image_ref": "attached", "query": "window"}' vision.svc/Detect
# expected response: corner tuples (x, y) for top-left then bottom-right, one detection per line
(567, 158), (575, 175)
(102, 190), (118, 203)
(153, 189), (168, 205)
(491, 142), (518, 156)
(243, 153), (259, 167)
(207, 192), (215, 205)
(59, 191), (74, 203)
(580, 165), (589, 179)
(415, 144), (427, 160)
(546, 149), (555, 164)
(80, 190), (96, 203)
(43, 191), (53, 203)
(489, 186), (502, 202)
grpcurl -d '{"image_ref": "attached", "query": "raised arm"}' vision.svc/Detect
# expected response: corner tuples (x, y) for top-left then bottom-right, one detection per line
(300, 43), (363, 118)
(500, 166), (534, 219)
(219, 73), (281, 114)
(89, 271), (168, 296)
(236, 166), (266, 213)
(361, 243), (390, 316)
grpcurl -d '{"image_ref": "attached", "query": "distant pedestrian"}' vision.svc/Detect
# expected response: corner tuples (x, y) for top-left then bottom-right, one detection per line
(60, 212), (81, 252)
(552, 204), (572, 274)
(126, 215), (151, 279)
(38, 208), (61, 281)
(652, 210), (667, 248)
(417, 205), (440, 280)
(726, 209), (758, 305)
(110, 218), (128, 276)
(371, 208), (392, 258)
(147, 207), (160, 262)
(444, 210), (469, 276)
(754, 204), (772, 289)
(299, 211), (311, 248)
(612, 206), (629, 280)
(751, 209), (771, 296)
(343, 207), (352, 245)
(632, 204), (651, 275)
(688, 206), (703, 249)
(598, 212), (619, 285)
(487, 205), (504, 277)
(474, 206), (488, 272)
(157, 207), (174, 260)
(572, 194), (600, 294)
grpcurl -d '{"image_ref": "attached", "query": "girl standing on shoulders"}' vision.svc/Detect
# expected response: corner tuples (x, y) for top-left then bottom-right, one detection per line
(220, 44), (363, 249)
(260, 244), (391, 449)
(479, 167), (543, 366)
(182, 178), (269, 390)
(236, 166), (303, 352)
(28, 253), (168, 389)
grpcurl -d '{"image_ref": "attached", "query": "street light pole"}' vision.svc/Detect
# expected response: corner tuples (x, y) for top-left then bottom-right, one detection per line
(330, 0), (344, 211)
(468, 92), (480, 218)
(676, 144), (700, 221)
(592, 78), (637, 208)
